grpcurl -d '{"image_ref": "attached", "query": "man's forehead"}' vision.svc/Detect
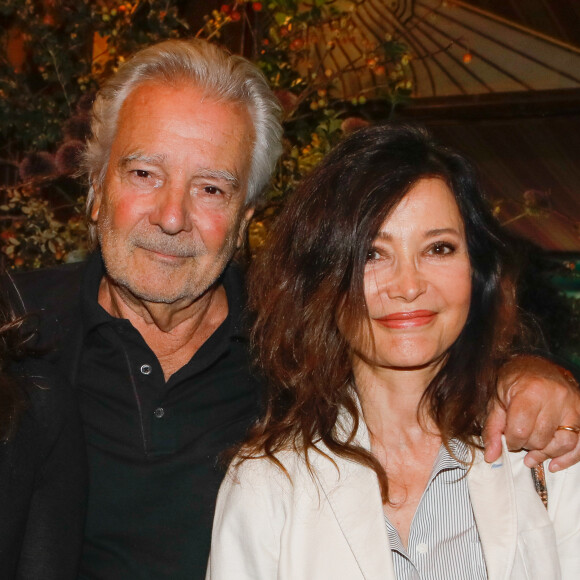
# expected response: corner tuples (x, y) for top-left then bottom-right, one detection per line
(124, 79), (251, 117)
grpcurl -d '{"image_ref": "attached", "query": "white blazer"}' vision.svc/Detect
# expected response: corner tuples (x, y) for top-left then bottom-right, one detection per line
(207, 431), (580, 579)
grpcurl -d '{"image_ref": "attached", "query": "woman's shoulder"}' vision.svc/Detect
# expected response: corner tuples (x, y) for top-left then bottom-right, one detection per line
(225, 449), (303, 486)
(222, 442), (354, 498)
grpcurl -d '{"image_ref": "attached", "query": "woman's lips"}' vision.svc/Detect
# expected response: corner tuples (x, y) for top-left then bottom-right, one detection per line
(375, 310), (436, 329)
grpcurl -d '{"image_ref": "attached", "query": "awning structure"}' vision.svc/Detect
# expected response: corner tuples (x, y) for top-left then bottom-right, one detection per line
(317, 0), (580, 251)
(345, 0), (580, 98)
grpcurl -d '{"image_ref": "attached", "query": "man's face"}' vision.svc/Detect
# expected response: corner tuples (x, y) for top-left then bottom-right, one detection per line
(92, 81), (255, 305)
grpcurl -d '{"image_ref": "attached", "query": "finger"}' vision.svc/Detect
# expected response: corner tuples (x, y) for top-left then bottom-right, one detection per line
(523, 449), (549, 468)
(522, 430), (579, 468)
(502, 396), (544, 451)
(548, 435), (580, 472)
(482, 404), (506, 463)
(522, 407), (580, 454)
(515, 413), (560, 452)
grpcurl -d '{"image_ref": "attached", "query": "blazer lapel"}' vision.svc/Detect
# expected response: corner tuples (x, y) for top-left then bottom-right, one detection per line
(468, 441), (518, 580)
(314, 450), (397, 580)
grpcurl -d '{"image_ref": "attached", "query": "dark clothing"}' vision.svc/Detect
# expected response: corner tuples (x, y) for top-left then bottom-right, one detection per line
(0, 358), (87, 579)
(11, 254), (261, 580)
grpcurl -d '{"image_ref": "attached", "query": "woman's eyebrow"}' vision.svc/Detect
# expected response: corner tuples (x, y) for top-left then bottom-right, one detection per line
(424, 227), (461, 237)
(374, 227), (460, 240)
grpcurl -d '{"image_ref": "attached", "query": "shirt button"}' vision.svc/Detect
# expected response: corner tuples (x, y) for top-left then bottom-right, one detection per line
(416, 543), (428, 554)
(153, 407), (165, 419)
(140, 364), (152, 375)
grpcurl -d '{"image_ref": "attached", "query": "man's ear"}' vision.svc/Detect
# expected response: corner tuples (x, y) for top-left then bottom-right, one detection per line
(90, 183), (102, 222)
(237, 206), (255, 248)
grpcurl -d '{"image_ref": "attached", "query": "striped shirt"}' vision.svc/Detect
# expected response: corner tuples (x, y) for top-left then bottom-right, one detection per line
(384, 440), (487, 580)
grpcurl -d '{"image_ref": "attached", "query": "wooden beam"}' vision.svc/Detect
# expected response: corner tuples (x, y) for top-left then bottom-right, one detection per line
(391, 88), (580, 122)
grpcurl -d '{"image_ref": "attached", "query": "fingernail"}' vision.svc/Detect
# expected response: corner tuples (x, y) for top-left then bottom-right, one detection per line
(550, 463), (561, 472)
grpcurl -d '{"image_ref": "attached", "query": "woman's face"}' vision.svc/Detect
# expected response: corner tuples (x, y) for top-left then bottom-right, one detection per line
(351, 177), (472, 375)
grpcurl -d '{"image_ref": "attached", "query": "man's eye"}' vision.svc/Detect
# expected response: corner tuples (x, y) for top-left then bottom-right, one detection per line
(133, 170), (151, 179)
(204, 186), (222, 195)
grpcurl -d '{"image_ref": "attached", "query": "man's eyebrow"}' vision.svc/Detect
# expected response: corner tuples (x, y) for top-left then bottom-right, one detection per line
(118, 153), (167, 168)
(195, 169), (240, 189)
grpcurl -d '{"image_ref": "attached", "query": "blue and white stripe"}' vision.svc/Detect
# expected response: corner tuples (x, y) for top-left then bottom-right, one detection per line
(385, 440), (488, 579)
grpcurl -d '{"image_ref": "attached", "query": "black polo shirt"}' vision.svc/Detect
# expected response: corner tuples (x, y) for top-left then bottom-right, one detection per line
(76, 255), (260, 580)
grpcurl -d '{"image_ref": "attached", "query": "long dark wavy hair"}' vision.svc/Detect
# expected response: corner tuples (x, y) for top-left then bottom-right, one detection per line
(246, 123), (531, 501)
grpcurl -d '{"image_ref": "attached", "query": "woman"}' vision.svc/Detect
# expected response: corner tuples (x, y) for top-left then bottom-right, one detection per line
(0, 281), (87, 578)
(207, 124), (580, 579)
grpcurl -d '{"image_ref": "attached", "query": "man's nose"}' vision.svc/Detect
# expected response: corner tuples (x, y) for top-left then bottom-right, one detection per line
(385, 259), (426, 302)
(149, 185), (193, 235)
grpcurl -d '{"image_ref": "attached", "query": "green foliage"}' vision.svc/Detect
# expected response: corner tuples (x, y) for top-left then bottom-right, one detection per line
(0, 179), (87, 269)
(0, 0), (413, 265)
(0, 0), (188, 155)
(0, 0), (189, 269)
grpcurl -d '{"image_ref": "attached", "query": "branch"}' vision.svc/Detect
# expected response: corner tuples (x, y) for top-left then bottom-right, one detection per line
(48, 48), (71, 112)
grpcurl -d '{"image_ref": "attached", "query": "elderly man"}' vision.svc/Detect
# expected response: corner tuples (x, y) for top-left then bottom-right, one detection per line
(9, 39), (580, 579)
(13, 39), (280, 579)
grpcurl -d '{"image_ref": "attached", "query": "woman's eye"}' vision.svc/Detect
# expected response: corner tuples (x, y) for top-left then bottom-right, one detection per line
(367, 249), (381, 261)
(429, 242), (455, 255)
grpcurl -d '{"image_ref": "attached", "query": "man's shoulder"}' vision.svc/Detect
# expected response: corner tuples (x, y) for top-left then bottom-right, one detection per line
(5, 262), (87, 362)
(223, 261), (247, 299)
(9, 260), (86, 314)
(222, 260), (250, 331)
(12, 260), (86, 292)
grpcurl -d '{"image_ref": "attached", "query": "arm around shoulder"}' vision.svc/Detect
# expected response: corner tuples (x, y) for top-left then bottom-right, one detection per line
(485, 354), (580, 469)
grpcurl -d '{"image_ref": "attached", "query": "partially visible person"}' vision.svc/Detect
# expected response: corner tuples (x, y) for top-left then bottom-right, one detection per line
(0, 281), (86, 579)
(207, 124), (580, 579)
(7, 38), (580, 579)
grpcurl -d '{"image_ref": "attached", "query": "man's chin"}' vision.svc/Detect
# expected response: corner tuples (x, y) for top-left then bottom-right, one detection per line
(101, 248), (225, 307)
(105, 273), (198, 305)
(121, 283), (196, 305)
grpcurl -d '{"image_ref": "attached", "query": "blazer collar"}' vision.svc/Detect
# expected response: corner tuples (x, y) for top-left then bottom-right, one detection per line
(314, 417), (519, 580)
(312, 420), (397, 580)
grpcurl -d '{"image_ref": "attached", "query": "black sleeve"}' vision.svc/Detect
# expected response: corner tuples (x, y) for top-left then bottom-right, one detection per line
(15, 360), (88, 580)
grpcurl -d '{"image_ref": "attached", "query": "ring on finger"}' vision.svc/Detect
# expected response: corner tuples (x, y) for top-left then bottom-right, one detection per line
(556, 425), (580, 433)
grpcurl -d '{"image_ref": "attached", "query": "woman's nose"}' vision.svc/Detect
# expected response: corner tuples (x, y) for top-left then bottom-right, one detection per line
(385, 260), (426, 301)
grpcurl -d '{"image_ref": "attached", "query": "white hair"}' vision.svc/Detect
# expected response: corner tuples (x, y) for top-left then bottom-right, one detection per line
(83, 38), (282, 247)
